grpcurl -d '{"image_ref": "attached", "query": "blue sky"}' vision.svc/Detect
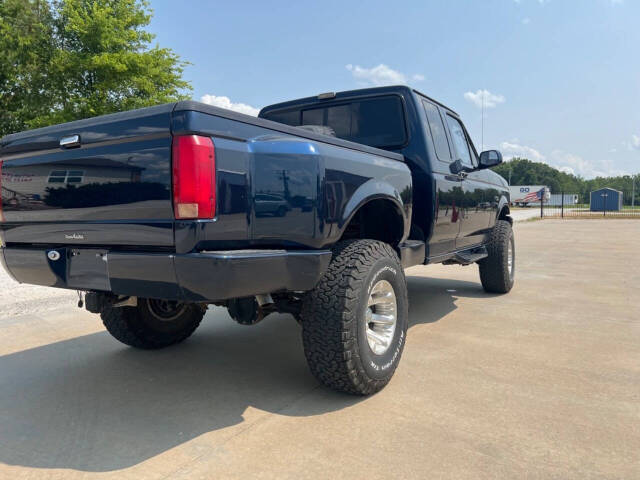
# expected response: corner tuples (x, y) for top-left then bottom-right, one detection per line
(149, 0), (639, 178)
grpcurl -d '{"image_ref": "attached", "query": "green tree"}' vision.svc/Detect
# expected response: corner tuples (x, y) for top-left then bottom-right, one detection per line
(0, 0), (191, 136)
(0, 0), (54, 136)
(492, 158), (639, 205)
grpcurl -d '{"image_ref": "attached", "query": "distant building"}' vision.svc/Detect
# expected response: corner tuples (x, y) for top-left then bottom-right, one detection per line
(590, 187), (623, 212)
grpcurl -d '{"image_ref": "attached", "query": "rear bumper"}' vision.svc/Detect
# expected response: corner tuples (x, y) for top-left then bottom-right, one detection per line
(1, 247), (332, 302)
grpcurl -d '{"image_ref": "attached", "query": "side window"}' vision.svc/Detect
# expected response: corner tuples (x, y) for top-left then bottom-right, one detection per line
(422, 101), (451, 162)
(445, 115), (473, 167)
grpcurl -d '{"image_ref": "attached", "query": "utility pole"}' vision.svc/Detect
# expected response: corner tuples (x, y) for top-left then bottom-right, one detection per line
(277, 169), (291, 201)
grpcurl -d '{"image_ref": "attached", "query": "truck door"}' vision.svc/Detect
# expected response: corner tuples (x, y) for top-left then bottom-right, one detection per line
(421, 100), (464, 257)
(444, 114), (489, 249)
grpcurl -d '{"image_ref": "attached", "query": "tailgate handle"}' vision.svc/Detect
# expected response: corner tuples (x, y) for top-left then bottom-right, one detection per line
(60, 135), (80, 148)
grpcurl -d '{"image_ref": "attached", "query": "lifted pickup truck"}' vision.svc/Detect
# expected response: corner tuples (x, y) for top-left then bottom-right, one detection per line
(0, 85), (513, 395)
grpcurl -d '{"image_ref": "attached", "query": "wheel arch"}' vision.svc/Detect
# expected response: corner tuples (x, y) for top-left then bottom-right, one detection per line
(496, 196), (513, 225)
(337, 183), (409, 247)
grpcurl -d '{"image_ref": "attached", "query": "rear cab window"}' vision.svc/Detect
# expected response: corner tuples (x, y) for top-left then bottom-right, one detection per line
(263, 109), (301, 126)
(262, 95), (407, 150)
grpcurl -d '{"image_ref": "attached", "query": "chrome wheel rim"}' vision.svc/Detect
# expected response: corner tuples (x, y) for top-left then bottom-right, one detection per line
(508, 235), (515, 279)
(365, 280), (397, 355)
(146, 298), (187, 322)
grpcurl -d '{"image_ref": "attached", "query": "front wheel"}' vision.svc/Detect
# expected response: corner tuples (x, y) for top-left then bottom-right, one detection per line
(301, 240), (409, 395)
(479, 219), (515, 293)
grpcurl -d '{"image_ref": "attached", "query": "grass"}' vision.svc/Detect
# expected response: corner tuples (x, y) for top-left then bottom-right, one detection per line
(541, 213), (640, 219)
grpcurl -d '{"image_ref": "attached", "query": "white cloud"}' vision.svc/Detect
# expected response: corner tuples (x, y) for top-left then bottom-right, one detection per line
(621, 134), (640, 151)
(547, 150), (628, 178)
(345, 64), (424, 86)
(610, 0), (624, 5)
(499, 141), (545, 162)
(498, 142), (621, 178)
(200, 94), (259, 116)
(548, 150), (599, 177)
(521, 17), (531, 24)
(464, 89), (506, 109)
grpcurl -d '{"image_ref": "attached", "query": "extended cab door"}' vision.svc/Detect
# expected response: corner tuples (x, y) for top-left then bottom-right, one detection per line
(443, 114), (491, 250)
(421, 100), (463, 257)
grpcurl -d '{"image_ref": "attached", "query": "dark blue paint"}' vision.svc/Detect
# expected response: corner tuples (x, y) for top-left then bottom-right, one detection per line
(260, 85), (509, 259)
(0, 85), (509, 301)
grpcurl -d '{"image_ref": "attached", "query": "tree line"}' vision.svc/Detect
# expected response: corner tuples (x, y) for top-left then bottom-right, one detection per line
(492, 158), (639, 204)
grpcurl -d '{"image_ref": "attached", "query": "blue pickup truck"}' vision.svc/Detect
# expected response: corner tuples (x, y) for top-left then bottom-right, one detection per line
(0, 85), (513, 394)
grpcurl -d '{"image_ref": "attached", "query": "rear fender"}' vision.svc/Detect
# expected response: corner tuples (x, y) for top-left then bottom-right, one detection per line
(338, 179), (410, 243)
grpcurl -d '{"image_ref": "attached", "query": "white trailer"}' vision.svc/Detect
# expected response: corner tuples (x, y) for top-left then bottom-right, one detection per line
(509, 185), (551, 206)
(548, 193), (579, 206)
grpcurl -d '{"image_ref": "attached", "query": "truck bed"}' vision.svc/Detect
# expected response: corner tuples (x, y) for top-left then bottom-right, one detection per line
(0, 102), (412, 301)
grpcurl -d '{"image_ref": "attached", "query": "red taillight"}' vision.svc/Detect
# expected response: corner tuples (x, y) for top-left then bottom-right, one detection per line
(172, 135), (216, 219)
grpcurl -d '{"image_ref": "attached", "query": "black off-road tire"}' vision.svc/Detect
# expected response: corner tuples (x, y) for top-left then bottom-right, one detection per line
(479, 219), (515, 293)
(301, 240), (409, 395)
(101, 298), (205, 349)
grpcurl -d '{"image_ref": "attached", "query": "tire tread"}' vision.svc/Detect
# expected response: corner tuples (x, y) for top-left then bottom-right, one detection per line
(479, 219), (514, 293)
(301, 239), (407, 395)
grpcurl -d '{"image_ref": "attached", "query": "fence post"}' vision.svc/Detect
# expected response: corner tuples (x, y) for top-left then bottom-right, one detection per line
(561, 191), (564, 218)
(540, 194), (544, 218)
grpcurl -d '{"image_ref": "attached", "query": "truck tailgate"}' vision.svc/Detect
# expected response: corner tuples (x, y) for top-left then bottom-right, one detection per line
(0, 105), (175, 247)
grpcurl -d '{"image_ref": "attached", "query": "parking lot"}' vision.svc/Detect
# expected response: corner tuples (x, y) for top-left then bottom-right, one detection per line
(0, 219), (638, 479)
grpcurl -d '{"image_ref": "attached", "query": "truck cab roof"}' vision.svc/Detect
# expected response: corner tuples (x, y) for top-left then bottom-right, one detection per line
(260, 85), (459, 119)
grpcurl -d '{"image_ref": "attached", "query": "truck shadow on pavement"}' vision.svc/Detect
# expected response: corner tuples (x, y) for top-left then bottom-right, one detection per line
(0, 276), (488, 472)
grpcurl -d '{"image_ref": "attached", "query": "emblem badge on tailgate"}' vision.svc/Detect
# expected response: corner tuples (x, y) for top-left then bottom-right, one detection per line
(65, 233), (85, 240)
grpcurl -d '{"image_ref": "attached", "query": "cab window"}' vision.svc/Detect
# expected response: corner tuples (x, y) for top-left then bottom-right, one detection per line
(422, 100), (451, 162)
(263, 96), (407, 149)
(445, 115), (474, 167)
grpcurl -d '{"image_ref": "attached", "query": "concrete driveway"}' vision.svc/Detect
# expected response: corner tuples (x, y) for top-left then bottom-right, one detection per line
(509, 207), (543, 222)
(0, 219), (638, 479)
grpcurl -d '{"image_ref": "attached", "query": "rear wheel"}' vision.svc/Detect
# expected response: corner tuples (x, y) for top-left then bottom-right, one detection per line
(101, 298), (205, 349)
(479, 219), (515, 293)
(301, 240), (408, 395)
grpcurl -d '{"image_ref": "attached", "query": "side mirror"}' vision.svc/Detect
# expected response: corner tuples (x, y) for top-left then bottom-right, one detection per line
(478, 150), (503, 169)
